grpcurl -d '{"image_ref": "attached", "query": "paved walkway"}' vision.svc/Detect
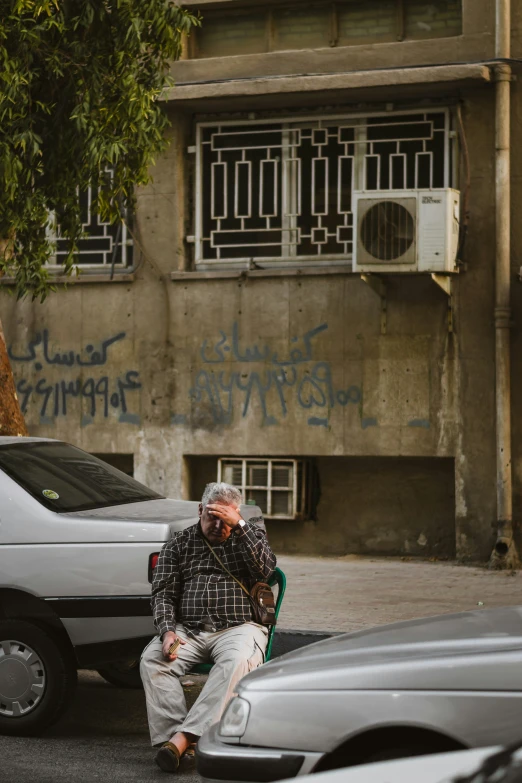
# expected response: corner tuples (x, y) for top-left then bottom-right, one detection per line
(276, 554), (522, 633)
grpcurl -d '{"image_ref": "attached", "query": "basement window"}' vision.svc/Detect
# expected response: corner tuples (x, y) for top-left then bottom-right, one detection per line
(218, 457), (313, 520)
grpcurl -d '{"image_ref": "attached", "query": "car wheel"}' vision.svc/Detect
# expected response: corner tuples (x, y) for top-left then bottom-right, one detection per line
(0, 620), (77, 736)
(97, 659), (142, 689)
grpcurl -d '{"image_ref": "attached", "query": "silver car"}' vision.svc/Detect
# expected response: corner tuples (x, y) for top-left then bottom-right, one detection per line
(197, 607), (522, 782)
(278, 744), (522, 783)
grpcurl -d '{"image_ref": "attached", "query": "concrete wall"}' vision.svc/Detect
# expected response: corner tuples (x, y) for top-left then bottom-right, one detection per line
(187, 455), (456, 557)
(508, 73), (522, 558)
(0, 0), (511, 560)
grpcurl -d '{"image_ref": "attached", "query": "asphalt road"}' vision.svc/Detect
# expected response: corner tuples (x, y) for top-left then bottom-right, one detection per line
(1, 632), (331, 783)
(1, 670), (201, 783)
(4, 554), (522, 783)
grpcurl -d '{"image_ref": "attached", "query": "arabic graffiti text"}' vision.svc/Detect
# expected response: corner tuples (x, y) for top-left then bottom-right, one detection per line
(16, 372), (142, 422)
(8, 330), (125, 368)
(9, 330), (142, 424)
(200, 322), (329, 366)
(190, 324), (362, 427)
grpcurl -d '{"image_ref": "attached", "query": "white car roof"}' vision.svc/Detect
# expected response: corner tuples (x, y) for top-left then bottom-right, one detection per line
(0, 436), (56, 444)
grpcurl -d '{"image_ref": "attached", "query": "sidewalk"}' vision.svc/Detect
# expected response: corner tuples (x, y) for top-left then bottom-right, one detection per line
(275, 554), (522, 633)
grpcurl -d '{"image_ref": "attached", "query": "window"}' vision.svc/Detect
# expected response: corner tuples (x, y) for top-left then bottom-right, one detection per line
(0, 441), (162, 513)
(190, 0), (462, 59)
(91, 453), (134, 477)
(218, 457), (312, 519)
(48, 175), (133, 271)
(196, 109), (453, 266)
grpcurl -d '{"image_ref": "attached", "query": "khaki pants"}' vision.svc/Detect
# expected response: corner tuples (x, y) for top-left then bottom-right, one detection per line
(140, 622), (268, 746)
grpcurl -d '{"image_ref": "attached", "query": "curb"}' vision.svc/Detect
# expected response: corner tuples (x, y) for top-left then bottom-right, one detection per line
(271, 628), (342, 658)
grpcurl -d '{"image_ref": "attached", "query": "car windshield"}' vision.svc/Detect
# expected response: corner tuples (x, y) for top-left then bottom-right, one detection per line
(0, 441), (164, 513)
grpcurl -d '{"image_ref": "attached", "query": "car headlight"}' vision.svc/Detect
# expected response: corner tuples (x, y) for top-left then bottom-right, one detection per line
(219, 696), (250, 737)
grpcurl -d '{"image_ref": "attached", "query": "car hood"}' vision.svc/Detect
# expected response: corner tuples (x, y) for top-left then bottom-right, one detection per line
(55, 498), (197, 543)
(64, 498), (198, 538)
(57, 500), (265, 544)
(65, 498), (197, 522)
(242, 606), (522, 692)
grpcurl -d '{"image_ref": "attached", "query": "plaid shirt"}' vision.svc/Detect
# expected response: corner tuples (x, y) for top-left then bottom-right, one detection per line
(151, 521), (277, 636)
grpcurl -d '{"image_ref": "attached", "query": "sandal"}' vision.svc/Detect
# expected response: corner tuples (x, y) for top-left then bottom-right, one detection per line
(179, 743), (197, 773)
(155, 742), (181, 773)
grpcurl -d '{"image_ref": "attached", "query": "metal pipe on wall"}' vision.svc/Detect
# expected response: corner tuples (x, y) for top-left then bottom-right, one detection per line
(492, 0), (517, 566)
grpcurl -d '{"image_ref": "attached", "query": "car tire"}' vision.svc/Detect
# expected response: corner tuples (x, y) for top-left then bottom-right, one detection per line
(97, 659), (143, 689)
(0, 620), (77, 736)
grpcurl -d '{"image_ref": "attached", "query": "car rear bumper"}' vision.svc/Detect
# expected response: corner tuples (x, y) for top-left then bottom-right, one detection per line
(196, 725), (323, 783)
(75, 634), (153, 668)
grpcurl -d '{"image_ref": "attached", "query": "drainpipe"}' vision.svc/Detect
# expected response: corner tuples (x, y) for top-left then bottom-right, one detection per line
(491, 0), (518, 567)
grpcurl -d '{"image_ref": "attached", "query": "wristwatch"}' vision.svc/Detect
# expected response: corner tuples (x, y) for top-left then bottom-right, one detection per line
(236, 518), (246, 531)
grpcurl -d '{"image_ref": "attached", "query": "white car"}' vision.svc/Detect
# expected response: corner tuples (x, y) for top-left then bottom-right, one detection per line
(0, 436), (263, 736)
(281, 745), (522, 783)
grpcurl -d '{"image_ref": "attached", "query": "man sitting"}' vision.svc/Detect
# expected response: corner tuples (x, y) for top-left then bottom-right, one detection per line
(140, 481), (277, 773)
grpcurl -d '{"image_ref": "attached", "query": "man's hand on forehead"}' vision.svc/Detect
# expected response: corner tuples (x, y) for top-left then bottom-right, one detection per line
(206, 502), (242, 528)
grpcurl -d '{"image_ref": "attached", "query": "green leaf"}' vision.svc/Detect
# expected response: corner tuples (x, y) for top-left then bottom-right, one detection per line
(0, 0), (199, 301)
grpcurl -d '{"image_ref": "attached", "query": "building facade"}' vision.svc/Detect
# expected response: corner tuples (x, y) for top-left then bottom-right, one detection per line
(3, 0), (521, 560)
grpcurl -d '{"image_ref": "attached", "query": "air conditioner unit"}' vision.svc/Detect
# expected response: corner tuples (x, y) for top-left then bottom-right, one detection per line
(353, 189), (460, 273)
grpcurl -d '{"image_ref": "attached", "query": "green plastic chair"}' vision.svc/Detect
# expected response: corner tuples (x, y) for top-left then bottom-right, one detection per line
(189, 567), (286, 675)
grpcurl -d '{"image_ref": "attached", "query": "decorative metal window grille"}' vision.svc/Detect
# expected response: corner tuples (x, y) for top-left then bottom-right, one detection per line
(48, 176), (133, 270)
(196, 109), (453, 266)
(218, 457), (311, 520)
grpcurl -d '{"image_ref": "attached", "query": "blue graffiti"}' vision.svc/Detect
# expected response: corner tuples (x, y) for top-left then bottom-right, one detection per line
(16, 371), (141, 420)
(8, 330), (125, 368)
(9, 330), (141, 424)
(200, 322), (329, 365)
(296, 363), (361, 409)
(308, 417), (329, 428)
(191, 323), (361, 427)
(189, 365), (361, 427)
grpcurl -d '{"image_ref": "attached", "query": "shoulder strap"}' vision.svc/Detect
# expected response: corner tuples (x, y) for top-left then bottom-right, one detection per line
(202, 536), (251, 598)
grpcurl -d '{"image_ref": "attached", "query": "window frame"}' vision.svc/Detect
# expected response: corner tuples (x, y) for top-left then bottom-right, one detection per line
(194, 107), (454, 269)
(217, 456), (310, 520)
(46, 178), (134, 273)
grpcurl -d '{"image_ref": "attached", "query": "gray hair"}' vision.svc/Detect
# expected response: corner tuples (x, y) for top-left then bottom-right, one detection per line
(201, 481), (242, 508)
